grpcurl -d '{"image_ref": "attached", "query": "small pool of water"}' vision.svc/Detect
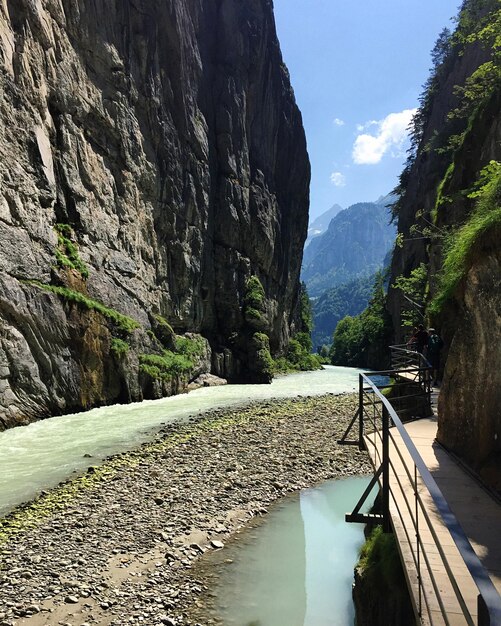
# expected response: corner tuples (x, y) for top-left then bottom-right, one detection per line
(210, 477), (373, 626)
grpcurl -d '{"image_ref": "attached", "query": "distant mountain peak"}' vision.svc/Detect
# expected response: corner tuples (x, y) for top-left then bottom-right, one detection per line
(305, 203), (343, 246)
(301, 200), (396, 297)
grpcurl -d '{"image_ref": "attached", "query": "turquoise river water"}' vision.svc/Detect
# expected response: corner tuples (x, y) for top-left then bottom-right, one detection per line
(0, 365), (363, 515)
(209, 477), (373, 626)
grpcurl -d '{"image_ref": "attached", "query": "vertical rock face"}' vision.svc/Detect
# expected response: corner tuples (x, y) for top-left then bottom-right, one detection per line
(0, 0), (310, 428)
(387, 2), (501, 490)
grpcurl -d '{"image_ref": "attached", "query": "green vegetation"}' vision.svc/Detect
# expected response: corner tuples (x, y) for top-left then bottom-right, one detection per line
(392, 0), (500, 220)
(110, 338), (129, 358)
(54, 224), (89, 278)
(312, 275), (374, 348)
(430, 160), (501, 314)
(433, 162), (455, 220)
(139, 334), (206, 382)
(393, 263), (428, 328)
(27, 281), (140, 333)
(244, 276), (265, 308)
(251, 332), (274, 380)
(151, 314), (175, 347)
(388, 0), (500, 346)
(274, 331), (322, 373)
(175, 334), (206, 359)
(274, 283), (322, 373)
(243, 276), (267, 330)
(139, 351), (193, 381)
(358, 526), (403, 590)
(329, 272), (391, 369)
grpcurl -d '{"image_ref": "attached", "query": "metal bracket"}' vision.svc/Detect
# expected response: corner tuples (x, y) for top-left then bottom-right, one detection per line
(337, 407), (360, 446)
(345, 465), (382, 524)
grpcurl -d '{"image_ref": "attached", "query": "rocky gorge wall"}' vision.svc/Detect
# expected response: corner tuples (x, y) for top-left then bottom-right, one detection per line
(387, 2), (501, 490)
(0, 0), (310, 428)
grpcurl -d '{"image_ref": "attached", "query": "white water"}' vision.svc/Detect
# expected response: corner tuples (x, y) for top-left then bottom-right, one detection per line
(213, 477), (374, 626)
(0, 366), (362, 515)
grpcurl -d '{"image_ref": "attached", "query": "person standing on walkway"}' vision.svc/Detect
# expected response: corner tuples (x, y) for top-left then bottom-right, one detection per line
(427, 328), (444, 385)
(407, 327), (418, 351)
(415, 324), (429, 354)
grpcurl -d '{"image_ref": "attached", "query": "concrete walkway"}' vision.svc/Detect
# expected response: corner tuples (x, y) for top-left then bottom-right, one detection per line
(364, 396), (501, 625)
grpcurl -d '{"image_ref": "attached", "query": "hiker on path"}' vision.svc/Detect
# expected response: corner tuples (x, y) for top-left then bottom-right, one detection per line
(427, 328), (444, 386)
(407, 327), (418, 351)
(415, 324), (429, 354)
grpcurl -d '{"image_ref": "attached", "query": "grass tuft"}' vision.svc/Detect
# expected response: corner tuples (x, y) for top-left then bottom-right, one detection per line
(430, 161), (501, 314)
(26, 281), (140, 333)
(54, 224), (89, 279)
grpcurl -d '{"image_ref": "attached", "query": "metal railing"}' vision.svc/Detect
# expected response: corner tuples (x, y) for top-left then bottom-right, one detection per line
(344, 372), (501, 626)
(390, 343), (432, 383)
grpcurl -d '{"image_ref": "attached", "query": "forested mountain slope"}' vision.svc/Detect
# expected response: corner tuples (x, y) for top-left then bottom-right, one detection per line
(302, 202), (396, 297)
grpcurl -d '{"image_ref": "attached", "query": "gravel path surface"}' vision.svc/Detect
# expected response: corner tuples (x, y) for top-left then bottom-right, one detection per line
(0, 394), (370, 626)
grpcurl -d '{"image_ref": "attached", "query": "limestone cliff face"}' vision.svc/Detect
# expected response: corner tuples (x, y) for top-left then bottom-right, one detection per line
(0, 0), (310, 428)
(387, 3), (501, 490)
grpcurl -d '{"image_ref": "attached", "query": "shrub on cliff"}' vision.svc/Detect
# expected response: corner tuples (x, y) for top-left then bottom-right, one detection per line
(243, 276), (268, 331)
(354, 525), (414, 625)
(430, 160), (501, 314)
(249, 332), (274, 382)
(139, 351), (193, 381)
(54, 224), (89, 279)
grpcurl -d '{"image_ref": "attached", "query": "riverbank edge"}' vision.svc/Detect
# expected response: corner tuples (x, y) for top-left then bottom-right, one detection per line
(0, 393), (372, 626)
(352, 506), (415, 625)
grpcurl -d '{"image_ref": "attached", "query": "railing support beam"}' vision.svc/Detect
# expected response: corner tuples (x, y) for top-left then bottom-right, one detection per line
(358, 374), (364, 451)
(382, 403), (391, 533)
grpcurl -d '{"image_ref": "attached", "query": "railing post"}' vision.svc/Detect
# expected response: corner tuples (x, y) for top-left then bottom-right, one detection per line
(358, 374), (364, 451)
(415, 464), (422, 617)
(382, 403), (391, 533)
(478, 595), (490, 626)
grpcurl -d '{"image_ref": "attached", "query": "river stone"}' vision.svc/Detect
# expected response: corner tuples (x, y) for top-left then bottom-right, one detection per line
(64, 595), (79, 604)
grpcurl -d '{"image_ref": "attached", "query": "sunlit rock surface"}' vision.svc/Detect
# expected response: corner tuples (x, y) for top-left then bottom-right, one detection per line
(0, 0), (310, 427)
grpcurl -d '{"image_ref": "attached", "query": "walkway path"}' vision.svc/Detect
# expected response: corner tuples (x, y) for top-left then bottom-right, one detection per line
(365, 392), (501, 625)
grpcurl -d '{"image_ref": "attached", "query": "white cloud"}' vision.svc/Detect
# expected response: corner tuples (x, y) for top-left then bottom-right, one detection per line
(356, 120), (378, 132)
(330, 171), (346, 187)
(333, 118), (345, 126)
(352, 108), (417, 165)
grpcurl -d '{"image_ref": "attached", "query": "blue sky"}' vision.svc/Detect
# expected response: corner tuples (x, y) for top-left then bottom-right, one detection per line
(273, 0), (461, 220)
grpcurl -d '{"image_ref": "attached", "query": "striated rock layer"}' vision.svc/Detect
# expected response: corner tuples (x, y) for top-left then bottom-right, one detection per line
(0, 0), (310, 428)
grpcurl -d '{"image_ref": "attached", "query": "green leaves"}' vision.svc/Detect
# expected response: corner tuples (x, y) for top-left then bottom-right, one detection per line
(430, 161), (501, 314)
(394, 263), (428, 328)
(54, 224), (89, 279)
(330, 272), (391, 368)
(27, 282), (140, 333)
(139, 351), (193, 380)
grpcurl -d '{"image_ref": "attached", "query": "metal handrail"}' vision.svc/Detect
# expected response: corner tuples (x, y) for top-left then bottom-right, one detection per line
(361, 372), (501, 625)
(390, 343), (432, 370)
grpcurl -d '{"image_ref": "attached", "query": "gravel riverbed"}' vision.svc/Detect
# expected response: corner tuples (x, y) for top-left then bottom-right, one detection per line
(0, 393), (371, 626)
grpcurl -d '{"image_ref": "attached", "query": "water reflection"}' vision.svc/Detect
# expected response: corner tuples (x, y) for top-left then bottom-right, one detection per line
(215, 477), (374, 626)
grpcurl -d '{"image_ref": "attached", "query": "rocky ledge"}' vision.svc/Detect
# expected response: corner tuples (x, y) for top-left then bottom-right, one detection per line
(0, 394), (369, 626)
